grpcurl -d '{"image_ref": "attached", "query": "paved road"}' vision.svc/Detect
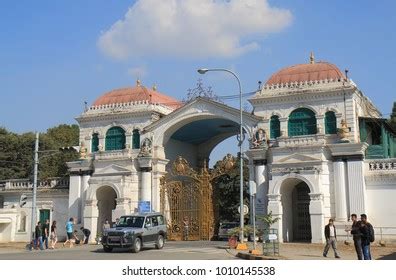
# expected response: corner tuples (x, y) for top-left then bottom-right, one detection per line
(0, 241), (237, 260)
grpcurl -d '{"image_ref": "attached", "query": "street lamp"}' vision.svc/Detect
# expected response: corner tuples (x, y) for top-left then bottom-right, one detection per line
(197, 68), (245, 244)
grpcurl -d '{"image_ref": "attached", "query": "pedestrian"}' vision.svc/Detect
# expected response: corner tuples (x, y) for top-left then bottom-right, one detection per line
(50, 221), (57, 249)
(80, 227), (91, 244)
(323, 219), (340, 258)
(102, 219), (110, 234)
(35, 221), (44, 250)
(42, 219), (50, 249)
(360, 214), (375, 260)
(350, 214), (363, 260)
(63, 217), (74, 248)
(183, 216), (189, 241)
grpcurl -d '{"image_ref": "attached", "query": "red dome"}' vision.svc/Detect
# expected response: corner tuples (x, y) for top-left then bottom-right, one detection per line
(93, 84), (181, 109)
(266, 61), (345, 85)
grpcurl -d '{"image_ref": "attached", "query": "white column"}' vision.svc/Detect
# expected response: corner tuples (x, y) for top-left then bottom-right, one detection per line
(347, 160), (367, 215)
(317, 115), (325, 134)
(309, 193), (325, 243)
(333, 160), (348, 222)
(80, 174), (90, 224)
(68, 174), (81, 220)
(267, 194), (283, 241)
(138, 157), (153, 208)
(83, 200), (99, 243)
(279, 117), (288, 137)
(254, 161), (267, 216)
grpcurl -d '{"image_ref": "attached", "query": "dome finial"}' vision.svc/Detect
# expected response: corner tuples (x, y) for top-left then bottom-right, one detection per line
(310, 51), (315, 64)
(136, 79), (141, 86)
(152, 84), (157, 91)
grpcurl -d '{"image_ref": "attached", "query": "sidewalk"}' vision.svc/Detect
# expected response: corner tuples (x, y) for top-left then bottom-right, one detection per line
(231, 242), (396, 260)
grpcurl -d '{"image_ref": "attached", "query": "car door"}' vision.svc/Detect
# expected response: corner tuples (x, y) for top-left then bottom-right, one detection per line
(142, 216), (155, 243)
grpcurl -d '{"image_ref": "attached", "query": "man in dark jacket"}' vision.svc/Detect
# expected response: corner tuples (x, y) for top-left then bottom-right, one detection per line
(80, 227), (91, 244)
(35, 221), (44, 250)
(360, 214), (374, 260)
(323, 219), (340, 258)
(350, 214), (363, 260)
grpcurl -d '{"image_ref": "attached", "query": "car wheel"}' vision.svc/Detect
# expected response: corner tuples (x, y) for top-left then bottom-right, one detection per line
(155, 235), (165, 249)
(131, 237), (142, 253)
(103, 246), (113, 253)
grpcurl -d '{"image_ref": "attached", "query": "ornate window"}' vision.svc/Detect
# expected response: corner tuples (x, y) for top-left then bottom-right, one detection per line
(270, 115), (281, 139)
(132, 129), (140, 149)
(91, 133), (99, 152)
(105, 127), (126, 151)
(288, 108), (317, 137)
(325, 111), (337, 134)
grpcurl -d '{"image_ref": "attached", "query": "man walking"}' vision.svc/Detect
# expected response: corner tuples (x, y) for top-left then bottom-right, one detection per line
(350, 214), (363, 260)
(323, 219), (340, 258)
(42, 219), (50, 249)
(80, 227), (91, 244)
(360, 214), (375, 260)
(63, 218), (74, 248)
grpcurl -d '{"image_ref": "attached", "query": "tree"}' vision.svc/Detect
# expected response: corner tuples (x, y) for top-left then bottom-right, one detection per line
(0, 124), (80, 181)
(211, 155), (250, 224)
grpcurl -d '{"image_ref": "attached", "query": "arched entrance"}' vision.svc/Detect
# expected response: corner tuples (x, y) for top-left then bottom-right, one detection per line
(96, 186), (117, 234)
(292, 182), (311, 242)
(280, 178), (312, 242)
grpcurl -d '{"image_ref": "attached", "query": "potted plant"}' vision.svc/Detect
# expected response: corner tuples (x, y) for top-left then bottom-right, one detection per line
(257, 211), (280, 241)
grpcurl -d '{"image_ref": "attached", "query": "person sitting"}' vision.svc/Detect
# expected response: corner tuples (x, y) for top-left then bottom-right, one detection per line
(80, 227), (91, 245)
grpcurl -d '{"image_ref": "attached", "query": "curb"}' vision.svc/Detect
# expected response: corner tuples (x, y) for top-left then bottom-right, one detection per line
(236, 252), (286, 260)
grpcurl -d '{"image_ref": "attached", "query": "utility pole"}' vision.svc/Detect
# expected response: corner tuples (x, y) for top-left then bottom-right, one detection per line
(30, 132), (39, 245)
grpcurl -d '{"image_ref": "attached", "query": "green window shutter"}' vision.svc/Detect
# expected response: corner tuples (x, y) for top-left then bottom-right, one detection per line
(92, 133), (99, 152)
(359, 118), (368, 143)
(105, 127), (126, 151)
(270, 115), (281, 139)
(132, 129), (140, 149)
(325, 111), (337, 134)
(39, 209), (50, 224)
(288, 108), (317, 137)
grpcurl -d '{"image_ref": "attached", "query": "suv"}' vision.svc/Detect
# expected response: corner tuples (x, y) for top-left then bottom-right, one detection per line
(101, 213), (167, 253)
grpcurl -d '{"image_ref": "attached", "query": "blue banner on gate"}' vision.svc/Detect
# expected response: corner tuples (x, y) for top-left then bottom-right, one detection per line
(138, 201), (151, 213)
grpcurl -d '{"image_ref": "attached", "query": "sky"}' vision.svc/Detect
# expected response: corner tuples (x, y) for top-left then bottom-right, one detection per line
(1, 0), (395, 162)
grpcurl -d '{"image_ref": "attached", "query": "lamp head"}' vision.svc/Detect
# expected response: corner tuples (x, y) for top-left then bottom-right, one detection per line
(197, 68), (209, 74)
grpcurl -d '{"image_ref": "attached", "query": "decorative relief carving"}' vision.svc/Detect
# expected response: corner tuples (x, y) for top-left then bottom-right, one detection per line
(250, 127), (268, 149)
(138, 137), (152, 157)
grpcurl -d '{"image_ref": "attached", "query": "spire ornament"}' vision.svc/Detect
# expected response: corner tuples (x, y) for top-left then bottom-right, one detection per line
(310, 51), (315, 64)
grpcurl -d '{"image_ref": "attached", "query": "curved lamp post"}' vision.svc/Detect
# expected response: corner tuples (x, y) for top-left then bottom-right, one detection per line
(197, 68), (245, 244)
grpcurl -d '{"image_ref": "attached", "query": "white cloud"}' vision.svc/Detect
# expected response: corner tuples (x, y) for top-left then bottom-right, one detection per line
(127, 66), (147, 79)
(98, 0), (292, 59)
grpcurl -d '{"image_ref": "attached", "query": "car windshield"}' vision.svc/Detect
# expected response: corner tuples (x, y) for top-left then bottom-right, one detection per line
(117, 216), (145, 228)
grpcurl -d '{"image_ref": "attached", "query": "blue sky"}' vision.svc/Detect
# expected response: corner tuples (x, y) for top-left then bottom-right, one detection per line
(1, 0), (395, 162)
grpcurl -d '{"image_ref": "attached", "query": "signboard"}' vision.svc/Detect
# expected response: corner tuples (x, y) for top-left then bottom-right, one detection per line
(238, 204), (249, 215)
(268, 234), (277, 241)
(249, 181), (257, 196)
(138, 201), (151, 213)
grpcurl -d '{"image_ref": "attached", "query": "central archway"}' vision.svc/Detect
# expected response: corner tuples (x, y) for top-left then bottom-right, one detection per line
(96, 186), (117, 234)
(280, 178), (312, 242)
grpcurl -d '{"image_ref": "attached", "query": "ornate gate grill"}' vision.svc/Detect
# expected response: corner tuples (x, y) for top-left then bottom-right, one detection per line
(160, 155), (235, 241)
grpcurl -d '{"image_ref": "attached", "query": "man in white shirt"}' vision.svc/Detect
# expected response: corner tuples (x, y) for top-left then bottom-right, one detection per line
(323, 219), (340, 258)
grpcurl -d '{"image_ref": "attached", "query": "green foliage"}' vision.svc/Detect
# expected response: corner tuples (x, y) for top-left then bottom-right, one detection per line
(0, 124), (80, 180)
(257, 211), (280, 230)
(212, 156), (250, 223)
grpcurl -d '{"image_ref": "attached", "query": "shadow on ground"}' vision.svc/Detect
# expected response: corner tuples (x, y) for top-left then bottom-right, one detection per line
(377, 252), (396, 260)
